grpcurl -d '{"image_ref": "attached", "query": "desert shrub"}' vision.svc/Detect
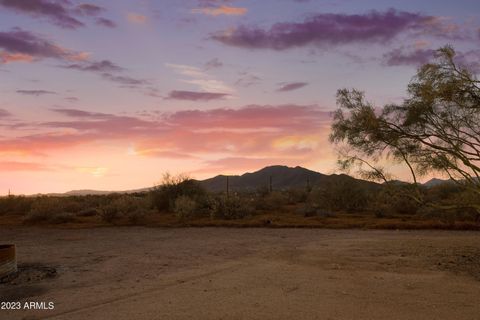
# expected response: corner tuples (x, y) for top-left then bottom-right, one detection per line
(173, 195), (197, 221)
(48, 212), (77, 224)
(372, 187), (422, 215)
(23, 210), (49, 224)
(100, 195), (150, 223)
(193, 194), (217, 216)
(0, 195), (33, 215)
(60, 198), (83, 213)
(125, 210), (147, 225)
(296, 203), (335, 218)
(296, 203), (317, 217)
(151, 173), (206, 212)
(285, 188), (309, 205)
(209, 194), (255, 220)
(425, 183), (462, 203)
(308, 178), (369, 213)
(22, 197), (78, 224)
(255, 185), (270, 198)
(100, 203), (119, 223)
(28, 196), (64, 214)
(254, 191), (289, 211)
(77, 207), (99, 217)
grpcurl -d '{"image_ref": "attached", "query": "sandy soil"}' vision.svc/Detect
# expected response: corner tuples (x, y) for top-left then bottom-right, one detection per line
(0, 227), (479, 320)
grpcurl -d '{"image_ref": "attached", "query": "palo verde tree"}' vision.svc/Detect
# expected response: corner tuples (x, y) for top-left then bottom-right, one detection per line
(330, 46), (480, 214)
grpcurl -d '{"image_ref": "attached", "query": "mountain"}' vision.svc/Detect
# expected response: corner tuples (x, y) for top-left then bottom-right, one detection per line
(422, 178), (454, 188)
(41, 165), (382, 196)
(45, 187), (152, 197)
(198, 165), (379, 192)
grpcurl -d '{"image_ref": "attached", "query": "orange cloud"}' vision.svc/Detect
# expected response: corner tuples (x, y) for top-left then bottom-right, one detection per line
(127, 13), (147, 24)
(0, 105), (335, 191)
(0, 161), (52, 171)
(0, 52), (35, 64)
(192, 5), (247, 16)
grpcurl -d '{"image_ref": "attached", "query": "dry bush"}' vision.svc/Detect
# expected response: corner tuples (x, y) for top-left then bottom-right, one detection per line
(77, 207), (100, 217)
(100, 195), (151, 224)
(23, 197), (78, 224)
(125, 210), (147, 225)
(0, 195), (33, 215)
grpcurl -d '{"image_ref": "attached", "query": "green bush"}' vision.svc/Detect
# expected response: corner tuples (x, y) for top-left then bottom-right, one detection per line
(372, 187), (422, 215)
(308, 178), (369, 213)
(173, 195), (197, 221)
(209, 195), (255, 220)
(285, 188), (309, 205)
(255, 191), (289, 211)
(151, 173), (206, 212)
(100, 195), (151, 223)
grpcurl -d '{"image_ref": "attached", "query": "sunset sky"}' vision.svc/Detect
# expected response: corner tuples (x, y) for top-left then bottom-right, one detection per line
(1, 0), (480, 194)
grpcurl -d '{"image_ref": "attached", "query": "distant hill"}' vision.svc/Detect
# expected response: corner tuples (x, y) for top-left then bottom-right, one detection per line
(45, 187), (152, 197)
(422, 178), (454, 188)
(44, 165), (387, 196)
(198, 165), (379, 192)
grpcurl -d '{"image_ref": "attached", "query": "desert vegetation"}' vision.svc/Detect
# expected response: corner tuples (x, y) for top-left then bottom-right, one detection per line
(0, 170), (479, 229)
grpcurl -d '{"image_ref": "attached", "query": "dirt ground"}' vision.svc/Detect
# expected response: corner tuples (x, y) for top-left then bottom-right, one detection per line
(1, 227), (479, 320)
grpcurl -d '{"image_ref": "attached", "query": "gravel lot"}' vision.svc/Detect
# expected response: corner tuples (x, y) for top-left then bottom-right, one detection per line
(1, 227), (479, 320)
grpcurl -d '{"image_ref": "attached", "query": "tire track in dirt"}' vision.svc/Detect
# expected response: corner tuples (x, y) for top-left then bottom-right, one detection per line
(42, 259), (251, 320)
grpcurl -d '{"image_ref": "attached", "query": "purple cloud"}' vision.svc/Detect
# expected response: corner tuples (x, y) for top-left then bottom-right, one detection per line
(63, 60), (124, 72)
(0, 0), (84, 29)
(0, 0), (115, 29)
(101, 73), (149, 86)
(205, 58), (223, 70)
(74, 3), (104, 16)
(95, 17), (116, 28)
(235, 72), (261, 87)
(197, 0), (233, 7)
(166, 90), (230, 101)
(51, 108), (114, 119)
(384, 47), (480, 73)
(277, 82), (308, 92)
(0, 28), (86, 62)
(16, 89), (56, 96)
(211, 9), (464, 50)
(61, 60), (148, 87)
(0, 109), (11, 118)
(383, 47), (435, 66)
(65, 96), (79, 102)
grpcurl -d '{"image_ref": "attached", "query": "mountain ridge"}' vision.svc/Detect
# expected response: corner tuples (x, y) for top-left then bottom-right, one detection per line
(35, 165), (451, 196)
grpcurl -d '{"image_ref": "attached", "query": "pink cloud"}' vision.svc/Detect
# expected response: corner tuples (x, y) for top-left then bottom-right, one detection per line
(0, 161), (53, 171)
(192, 5), (247, 16)
(0, 105), (332, 161)
(127, 13), (147, 24)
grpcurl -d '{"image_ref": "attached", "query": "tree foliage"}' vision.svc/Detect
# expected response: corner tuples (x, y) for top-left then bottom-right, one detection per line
(330, 46), (480, 212)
